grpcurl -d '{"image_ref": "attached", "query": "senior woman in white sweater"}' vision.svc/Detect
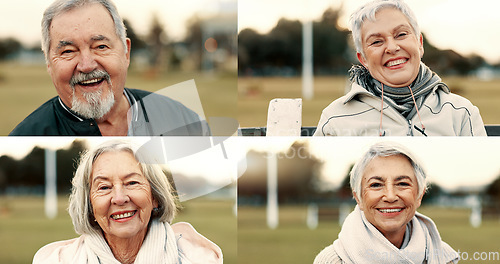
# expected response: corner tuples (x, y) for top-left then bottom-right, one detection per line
(314, 0), (486, 136)
(314, 142), (458, 264)
(33, 140), (223, 264)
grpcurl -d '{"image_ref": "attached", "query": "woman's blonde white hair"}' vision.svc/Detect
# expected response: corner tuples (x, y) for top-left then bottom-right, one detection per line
(349, 0), (420, 57)
(350, 141), (427, 202)
(68, 140), (177, 235)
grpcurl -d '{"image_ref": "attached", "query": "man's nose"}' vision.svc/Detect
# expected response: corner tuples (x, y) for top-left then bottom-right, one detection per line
(76, 50), (98, 73)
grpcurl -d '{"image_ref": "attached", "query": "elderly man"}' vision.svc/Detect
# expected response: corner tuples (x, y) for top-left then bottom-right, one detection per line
(10, 0), (209, 136)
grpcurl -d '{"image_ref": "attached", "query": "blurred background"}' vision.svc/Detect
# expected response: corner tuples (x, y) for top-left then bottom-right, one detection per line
(238, 0), (500, 128)
(0, 137), (238, 264)
(238, 137), (500, 263)
(0, 0), (237, 135)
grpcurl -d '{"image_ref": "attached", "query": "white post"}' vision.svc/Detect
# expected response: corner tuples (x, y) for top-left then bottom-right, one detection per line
(267, 152), (278, 229)
(469, 195), (482, 228)
(302, 19), (313, 100)
(45, 149), (57, 219)
(339, 203), (351, 226)
(307, 203), (318, 230)
(266, 98), (302, 136)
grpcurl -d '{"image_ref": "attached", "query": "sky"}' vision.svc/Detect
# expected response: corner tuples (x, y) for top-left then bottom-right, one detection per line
(238, 0), (500, 64)
(0, 0), (236, 46)
(2, 0), (499, 63)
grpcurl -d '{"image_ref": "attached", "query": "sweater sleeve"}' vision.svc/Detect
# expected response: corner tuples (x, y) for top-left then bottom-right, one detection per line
(313, 110), (336, 136)
(467, 105), (487, 136)
(313, 244), (343, 264)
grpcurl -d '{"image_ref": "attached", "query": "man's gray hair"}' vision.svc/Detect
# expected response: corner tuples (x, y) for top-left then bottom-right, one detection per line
(41, 0), (127, 64)
(350, 141), (427, 202)
(68, 140), (178, 235)
(349, 0), (420, 57)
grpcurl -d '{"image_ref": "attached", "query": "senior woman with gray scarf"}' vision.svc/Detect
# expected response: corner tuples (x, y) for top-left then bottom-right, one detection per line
(314, 142), (459, 264)
(33, 140), (223, 264)
(314, 0), (486, 136)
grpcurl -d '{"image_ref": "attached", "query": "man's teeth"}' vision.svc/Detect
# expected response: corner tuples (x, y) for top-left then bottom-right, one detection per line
(79, 78), (102, 85)
(386, 59), (406, 67)
(379, 208), (402, 213)
(111, 211), (135, 220)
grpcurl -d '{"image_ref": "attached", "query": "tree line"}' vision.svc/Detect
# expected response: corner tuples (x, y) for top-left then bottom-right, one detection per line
(238, 7), (493, 76)
(238, 141), (500, 211)
(0, 14), (235, 72)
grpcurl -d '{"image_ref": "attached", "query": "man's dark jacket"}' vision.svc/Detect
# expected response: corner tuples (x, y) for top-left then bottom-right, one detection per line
(9, 88), (209, 136)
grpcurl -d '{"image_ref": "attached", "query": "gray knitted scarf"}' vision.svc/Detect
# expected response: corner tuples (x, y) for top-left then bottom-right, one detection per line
(349, 62), (449, 119)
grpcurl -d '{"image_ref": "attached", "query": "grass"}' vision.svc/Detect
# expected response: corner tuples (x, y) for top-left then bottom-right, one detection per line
(238, 75), (500, 128)
(0, 195), (236, 264)
(238, 205), (500, 264)
(0, 62), (236, 135)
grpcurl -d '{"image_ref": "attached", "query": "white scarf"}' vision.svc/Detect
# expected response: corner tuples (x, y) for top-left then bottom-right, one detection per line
(83, 219), (179, 264)
(333, 205), (458, 264)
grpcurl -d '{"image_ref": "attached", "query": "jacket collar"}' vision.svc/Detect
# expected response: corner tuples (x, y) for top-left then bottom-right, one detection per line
(343, 81), (449, 105)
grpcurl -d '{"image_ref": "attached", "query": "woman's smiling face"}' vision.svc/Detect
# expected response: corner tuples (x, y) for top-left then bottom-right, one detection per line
(354, 154), (422, 246)
(89, 151), (157, 243)
(357, 8), (424, 87)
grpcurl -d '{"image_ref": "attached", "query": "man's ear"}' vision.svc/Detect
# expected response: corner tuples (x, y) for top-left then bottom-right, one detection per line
(125, 38), (131, 66)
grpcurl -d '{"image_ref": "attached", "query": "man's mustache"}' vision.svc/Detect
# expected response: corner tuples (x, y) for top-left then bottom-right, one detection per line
(69, 69), (110, 88)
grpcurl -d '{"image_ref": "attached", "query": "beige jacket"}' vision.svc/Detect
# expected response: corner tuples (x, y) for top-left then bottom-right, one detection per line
(314, 83), (486, 136)
(313, 244), (455, 264)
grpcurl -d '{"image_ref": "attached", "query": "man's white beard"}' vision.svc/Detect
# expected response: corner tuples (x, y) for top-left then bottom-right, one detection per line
(71, 88), (115, 120)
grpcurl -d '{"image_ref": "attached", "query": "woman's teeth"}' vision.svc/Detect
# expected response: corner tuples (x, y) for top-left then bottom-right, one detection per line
(379, 208), (402, 213)
(386, 59), (406, 67)
(111, 211), (135, 220)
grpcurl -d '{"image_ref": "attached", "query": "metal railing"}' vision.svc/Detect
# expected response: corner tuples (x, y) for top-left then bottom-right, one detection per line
(239, 125), (500, 136)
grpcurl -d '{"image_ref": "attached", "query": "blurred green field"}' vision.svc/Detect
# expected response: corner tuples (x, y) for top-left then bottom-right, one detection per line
(238, 205), (500, 264)
(238, 76), (500, 128)
(0, 63), (237, 135)
(0, 195), (236, 264)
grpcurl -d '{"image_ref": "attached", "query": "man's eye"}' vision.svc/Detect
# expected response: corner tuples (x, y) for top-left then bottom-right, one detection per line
(97, 45), (108, 49)
(98, 186), (110, 190)
(61, 50), (73, 54)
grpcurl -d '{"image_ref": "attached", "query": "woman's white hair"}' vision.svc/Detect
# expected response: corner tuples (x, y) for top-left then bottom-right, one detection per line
(350, 141), (427, 202)
(68, 140), (178, 235)
(41, 0), (128, 64)
(349, 0), (420, 57)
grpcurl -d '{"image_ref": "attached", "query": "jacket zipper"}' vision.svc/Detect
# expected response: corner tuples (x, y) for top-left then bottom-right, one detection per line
(407, 119), (413, 136)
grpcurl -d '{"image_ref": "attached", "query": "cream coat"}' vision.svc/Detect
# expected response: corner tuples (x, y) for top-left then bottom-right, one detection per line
(314, 83), (486, 136)
(32, 221), (222, 264)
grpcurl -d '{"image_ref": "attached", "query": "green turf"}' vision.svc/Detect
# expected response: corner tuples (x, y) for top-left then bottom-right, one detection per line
(0, 195), (236, 264)
(238, 205), (500, 264)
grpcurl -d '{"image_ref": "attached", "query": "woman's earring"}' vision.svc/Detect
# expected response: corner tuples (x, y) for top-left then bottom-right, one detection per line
(153, 207), (159, 216)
